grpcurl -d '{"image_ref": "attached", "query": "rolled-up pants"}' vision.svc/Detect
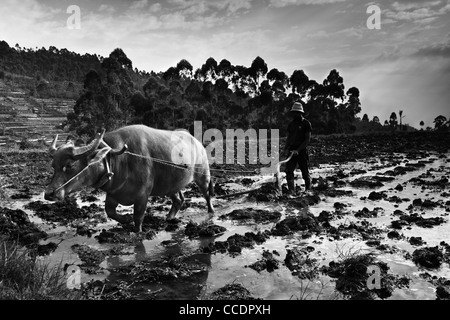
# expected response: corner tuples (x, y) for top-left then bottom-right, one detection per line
(285, 150), (311, 190)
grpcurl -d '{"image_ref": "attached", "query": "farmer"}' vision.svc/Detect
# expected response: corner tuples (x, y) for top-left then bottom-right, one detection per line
(284, 101), (312, 194)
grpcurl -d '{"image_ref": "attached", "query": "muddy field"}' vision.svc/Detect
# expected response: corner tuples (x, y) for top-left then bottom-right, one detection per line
(0, 131), (449, 300)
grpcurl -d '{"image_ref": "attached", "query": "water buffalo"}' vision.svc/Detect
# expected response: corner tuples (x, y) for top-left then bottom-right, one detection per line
(44, 125), (214, 232)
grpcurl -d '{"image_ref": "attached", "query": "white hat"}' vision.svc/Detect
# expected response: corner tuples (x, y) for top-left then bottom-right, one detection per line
(290, 102), (305, 113)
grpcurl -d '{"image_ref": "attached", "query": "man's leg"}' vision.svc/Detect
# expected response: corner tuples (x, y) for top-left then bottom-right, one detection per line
(298, 152), (311, 191)
(285, 154), (299, 194)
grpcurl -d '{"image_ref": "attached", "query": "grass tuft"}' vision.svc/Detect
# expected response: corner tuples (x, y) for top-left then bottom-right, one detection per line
(0, 240), (81, 300)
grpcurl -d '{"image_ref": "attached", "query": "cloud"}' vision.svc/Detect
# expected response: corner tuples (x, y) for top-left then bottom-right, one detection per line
(269, 0), (347, 7)
(167, 0), (252, 14)
(306, 27), (364, 39)
(413, 38), (450, 58)
(391, 0), (442, 11)
(384, 0), (450, 23)
(130, 0), (149, 10)
(98, 4), (116, 14)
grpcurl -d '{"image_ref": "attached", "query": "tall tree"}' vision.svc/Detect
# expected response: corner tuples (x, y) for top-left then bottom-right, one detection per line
(176, 59), (193, 78)
(389, 112), (398, 128)
(290, 70), (309, 97)
(323, 69), (345, 101)
(217, 59), (233, 80)
(346, 87), (361, 117)
(362, 114), (369, 122)
(198, 57), (218, 81)
(434, 115), (447, 130)
(248, 56), (268, 93)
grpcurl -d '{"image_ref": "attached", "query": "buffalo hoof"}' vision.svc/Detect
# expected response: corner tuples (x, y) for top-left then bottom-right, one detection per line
(117, 214), (134, 225)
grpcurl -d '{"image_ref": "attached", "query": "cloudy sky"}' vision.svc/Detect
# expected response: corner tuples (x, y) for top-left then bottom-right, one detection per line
(1, 0), (449, 128)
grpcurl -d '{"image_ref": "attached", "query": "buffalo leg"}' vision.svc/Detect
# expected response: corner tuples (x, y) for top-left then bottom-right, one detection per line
(167, 191), (184, 220)
(105, 195), (132, 224)
(133, 199), (147, 233)
(197, 179), (214, 214)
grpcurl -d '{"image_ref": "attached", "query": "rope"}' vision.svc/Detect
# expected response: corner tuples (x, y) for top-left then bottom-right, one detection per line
(123, 150), (288, 176)
(123, 150), (211, 177)
(53, 156), (105, 192)
(52, 150), (290, 193)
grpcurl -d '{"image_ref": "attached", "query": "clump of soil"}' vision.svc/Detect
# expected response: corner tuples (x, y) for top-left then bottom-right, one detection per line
(419, 273), (450, 300)
(317, 211), (333, 223)
(284, 248), (319, 279)
(317, 186), (353, 198)
(25, 198), (106, 227)
(214, 182), (228, 196)
(96, 227), (156, 244)
(96, 213), (180, 243)
(288, 193), (321, 209)
(80, 194), (99, 203)
(409, 198), (442, 209)
(76, 225), (97, 237)
(113, 255), (207, 283)
(36, 242), (58, 256)
(203, 231), (271, 255)
(391, 213), (446, 229)
(409, 237), (426, 246)
(350, 177), (384, 188)
(383, 165), (419, 176)
(185, 221), (226, 238)
(71, 244), (106, 274)
(387, 230), (403, 240)
(409, 176), (449, 188)
(249, 182), (281, 202)
(142, 214), (181, 232)
(271, 213), (322, 237)
(412, 245), (450, 269)
(248, 250), (280, 273)
(367, 191), (388, 201)
(326, 220), (385, 241)
(220, 208), (281, 223)
(354, 207), (384, 218)
(82, 279), (134, 300)
(334, 202), (348, 212)
(320, 253), (410, 300)
(209, 283), (258, 300)
(0, 207), (47, 246)
(10, 186), (33, 200)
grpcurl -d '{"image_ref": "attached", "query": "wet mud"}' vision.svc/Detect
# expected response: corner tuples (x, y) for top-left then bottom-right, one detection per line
(1, 131), (449, 300)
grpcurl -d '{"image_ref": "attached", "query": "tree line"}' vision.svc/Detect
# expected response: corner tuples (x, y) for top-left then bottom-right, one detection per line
(359, 111), (449, 132)
(3, 42), (445, 137)
(64, 48), (364, 137)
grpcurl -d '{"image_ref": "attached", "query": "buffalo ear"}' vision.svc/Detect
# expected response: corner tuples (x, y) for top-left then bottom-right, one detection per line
(88, 147), (111, 164)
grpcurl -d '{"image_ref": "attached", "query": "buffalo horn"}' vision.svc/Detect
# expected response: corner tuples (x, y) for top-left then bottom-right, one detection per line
(49, 135), (58, 156)
(71, 130), (105, 159)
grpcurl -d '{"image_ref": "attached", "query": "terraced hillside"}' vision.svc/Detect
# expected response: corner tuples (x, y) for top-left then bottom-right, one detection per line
(0, 80), (73, 146)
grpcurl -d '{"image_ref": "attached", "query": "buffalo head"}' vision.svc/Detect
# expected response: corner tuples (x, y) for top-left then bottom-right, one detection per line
(44, 131), (110, 201)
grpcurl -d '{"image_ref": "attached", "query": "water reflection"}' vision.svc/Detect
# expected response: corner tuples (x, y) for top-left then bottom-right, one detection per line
(104, 227), (214, 300)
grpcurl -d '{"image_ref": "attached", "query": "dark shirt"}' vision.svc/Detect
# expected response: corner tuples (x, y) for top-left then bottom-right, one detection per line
(286, 118), (312, 152)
